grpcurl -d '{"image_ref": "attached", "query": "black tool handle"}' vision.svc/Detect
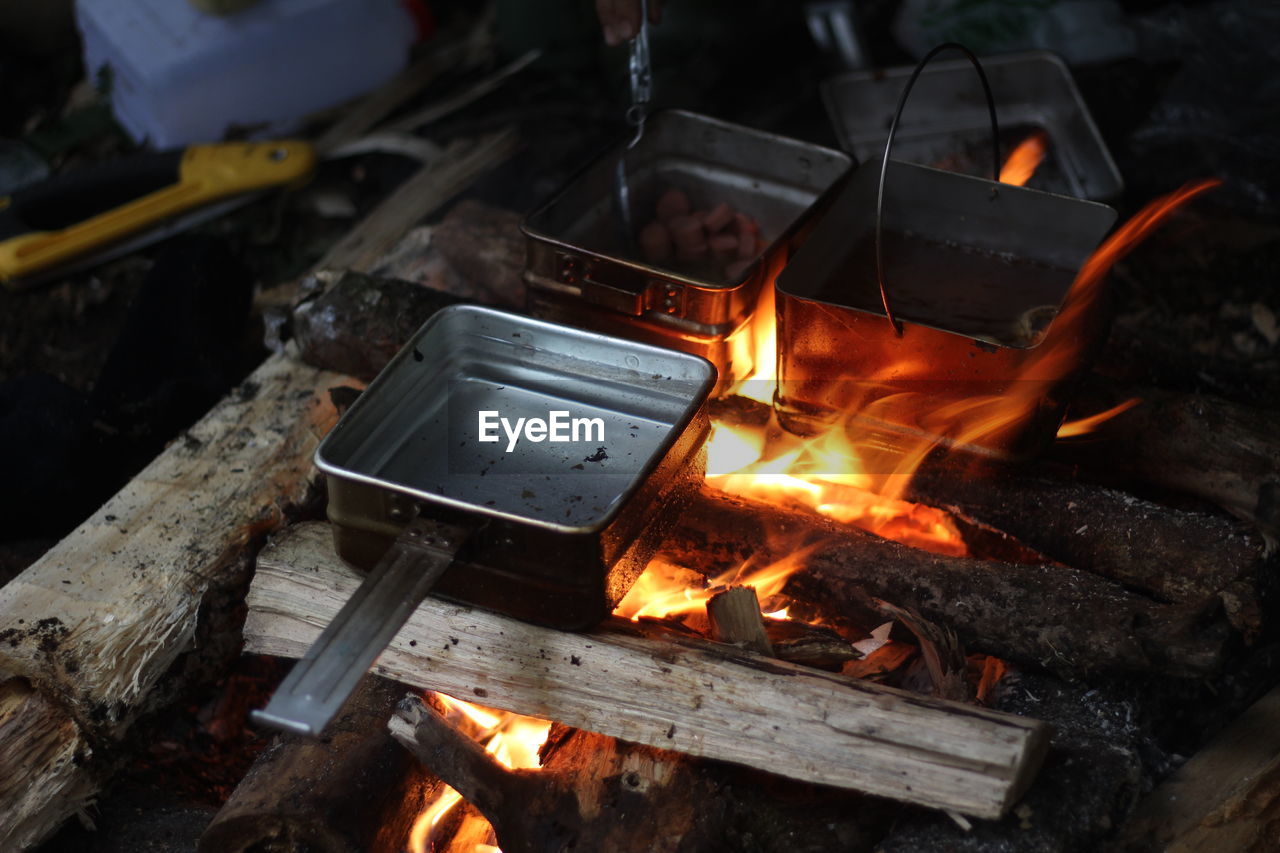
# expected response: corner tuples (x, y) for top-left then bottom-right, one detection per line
(0, 150), (184, 239)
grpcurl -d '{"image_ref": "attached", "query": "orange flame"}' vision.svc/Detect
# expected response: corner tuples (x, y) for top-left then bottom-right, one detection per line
(1056, 397), (1142, 438)
(408, 696), (550, 853)
(999, 130), (1049, 187)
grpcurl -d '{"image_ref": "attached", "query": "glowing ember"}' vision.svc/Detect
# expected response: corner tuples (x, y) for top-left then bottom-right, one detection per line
(999, 130), (1049, 186)
(1056, 398), (1142, 438)
(408, 695), (550, 853)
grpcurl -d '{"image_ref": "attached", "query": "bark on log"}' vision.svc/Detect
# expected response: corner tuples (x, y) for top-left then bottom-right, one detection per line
(199, 677), (438, 853)
(1058, 381), (1280, 541)
(0, 352), (349, 850)
(903, 465), (1267, 637)
(390, 696), (885, 853)
(246, 522), (1050, 819)
(666, 486), (1231, 678)
(292, 271), (462, 382)
(1115, 685), (1280, 852)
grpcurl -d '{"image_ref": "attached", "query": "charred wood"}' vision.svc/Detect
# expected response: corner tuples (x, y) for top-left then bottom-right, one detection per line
(199, 677), (436, 853)
(666, 487), (1231, 678)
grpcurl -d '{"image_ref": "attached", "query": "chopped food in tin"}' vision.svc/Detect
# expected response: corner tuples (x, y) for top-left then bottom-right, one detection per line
(636, 187), (764, 282)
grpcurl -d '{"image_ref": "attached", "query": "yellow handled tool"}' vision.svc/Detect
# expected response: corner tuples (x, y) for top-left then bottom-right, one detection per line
(0, 140), (316, 289)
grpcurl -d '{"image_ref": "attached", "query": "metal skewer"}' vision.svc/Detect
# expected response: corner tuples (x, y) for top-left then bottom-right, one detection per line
(613, 0), (652, 256)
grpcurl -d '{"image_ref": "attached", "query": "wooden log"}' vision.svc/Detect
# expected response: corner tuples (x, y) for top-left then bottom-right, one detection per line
(1116, 685), (1280, 852)
(0, 352), (348, 850)
(430, 199), (527, 309)
(1057, 381), (1280, 541)
(903, 465), (1267, 638)
(390, 697), (886, 853)
(764, 619), (862, 670)
(707, 393), (1265, 612)
(292, 270), (462, 382)
(199, 676), (437, 853)
(666, 486), (1230, 678)
(246, 522), (1050, 819)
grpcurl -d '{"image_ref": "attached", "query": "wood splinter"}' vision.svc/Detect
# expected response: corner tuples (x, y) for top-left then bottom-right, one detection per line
(706, 585), (774, 656)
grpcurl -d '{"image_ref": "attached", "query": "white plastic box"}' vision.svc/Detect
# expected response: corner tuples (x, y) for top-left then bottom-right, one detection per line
(76, 0), (417, 148)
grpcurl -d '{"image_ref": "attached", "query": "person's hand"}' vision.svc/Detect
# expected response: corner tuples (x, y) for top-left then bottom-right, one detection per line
(596, 0), (662, 46)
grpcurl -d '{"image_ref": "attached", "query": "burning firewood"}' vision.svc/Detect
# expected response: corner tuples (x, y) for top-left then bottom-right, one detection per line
(245, 522), (1050, 819)
(666, 486), (1231, 678)
(199, 676), (438, 853)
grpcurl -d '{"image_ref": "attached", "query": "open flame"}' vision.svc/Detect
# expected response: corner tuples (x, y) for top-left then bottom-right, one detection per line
(1056, 397), (1142, 438)
(999, 130), (1049, 187)
(408, 695), (550, 853)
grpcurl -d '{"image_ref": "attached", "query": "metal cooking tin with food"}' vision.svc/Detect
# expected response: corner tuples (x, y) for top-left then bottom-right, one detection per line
(522, 109), (852, 386)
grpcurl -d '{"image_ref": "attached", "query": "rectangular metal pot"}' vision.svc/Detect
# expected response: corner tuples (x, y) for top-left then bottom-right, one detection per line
(316, 305), (716, 630)
(822, 51), (1123, 201)
(522, 109), (852, 384)
(774, 158), (1118, 461)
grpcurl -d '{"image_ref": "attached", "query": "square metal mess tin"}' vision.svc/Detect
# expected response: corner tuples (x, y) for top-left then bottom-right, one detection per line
(316, 305), (716, 629)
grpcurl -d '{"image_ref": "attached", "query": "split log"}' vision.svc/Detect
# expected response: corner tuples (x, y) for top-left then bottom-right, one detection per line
(0, 352), (348, 850)
(246, 522), (1050, 819)
(1057, 381), (1280, 541)
(199, 676), (438, 853)
(665, 486), (1231, 678)
(390, 696), (886, 853)
(1116, 685), (1280, 852)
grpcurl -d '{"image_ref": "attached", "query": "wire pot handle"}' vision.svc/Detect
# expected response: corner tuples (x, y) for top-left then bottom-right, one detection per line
(874, 43), (1001, 336)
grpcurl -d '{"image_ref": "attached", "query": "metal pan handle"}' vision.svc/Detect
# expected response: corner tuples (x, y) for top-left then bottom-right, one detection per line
(251, 513), (471, 736)
(874, 42), (1001, 336)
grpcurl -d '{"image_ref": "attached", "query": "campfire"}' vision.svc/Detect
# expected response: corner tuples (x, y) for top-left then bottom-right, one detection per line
(3, 11), (1277, 853)
(357, 171), (1228, 852)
